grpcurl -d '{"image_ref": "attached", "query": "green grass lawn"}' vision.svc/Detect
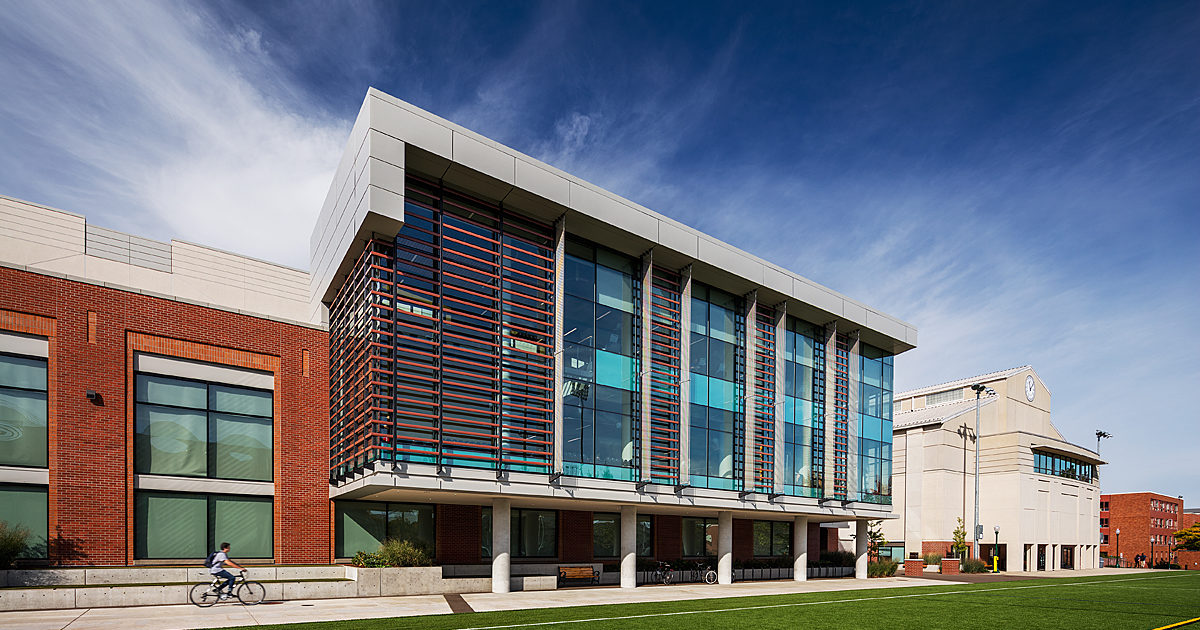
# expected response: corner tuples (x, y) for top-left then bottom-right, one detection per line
(239, 572), (1200, 630)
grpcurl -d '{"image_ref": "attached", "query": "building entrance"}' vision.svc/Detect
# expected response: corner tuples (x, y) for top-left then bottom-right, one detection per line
(1037, 545), (1047, 571)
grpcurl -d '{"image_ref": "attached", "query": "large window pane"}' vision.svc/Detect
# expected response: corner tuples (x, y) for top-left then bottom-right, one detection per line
(0, 354), (46, 390)
(135, 492), (207, 559)
(212, 496), (272, 558)
(0, 484), (47, 558)
(594, 411), (632, 468)
(593, 513), (618, 557)
(563, 344), (594, 382)
(595, 351), (635, 390)
(708, 304), (736, 343)
(0, 389), (47, 467)
(564, 255), (595, 299)
(210, 414), (272, 481)
(563, 297), (595, 346)
(772, 522), (791, 556)
(514, 509), (557, 558)
(137, 375), (206, 409)
(708, 340), (734, 381)
(594, 306), (634, 355)
(708, 430), (734, 478)
(681, 517), (705, 557)
(135, 405), (207, 476)
(209, 385), (272, 417)
(480, 506), (492, 559)
(636, 516), (653, 557)
(596, 266), (634, 313)
(335, 501), (387, 557)
(387, 503), (436, 553)
(753, 521), (771, 556)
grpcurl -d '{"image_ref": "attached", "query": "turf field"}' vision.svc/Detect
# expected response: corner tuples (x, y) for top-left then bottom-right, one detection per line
(238, 572), (1200, 630)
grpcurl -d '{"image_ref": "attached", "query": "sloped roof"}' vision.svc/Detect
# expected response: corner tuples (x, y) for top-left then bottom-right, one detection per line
(895, 365), (1040, 399)
(892, 396), (999, 431)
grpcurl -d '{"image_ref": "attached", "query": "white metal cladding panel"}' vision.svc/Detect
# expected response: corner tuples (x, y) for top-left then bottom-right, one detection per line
(0, 196), (86, 268)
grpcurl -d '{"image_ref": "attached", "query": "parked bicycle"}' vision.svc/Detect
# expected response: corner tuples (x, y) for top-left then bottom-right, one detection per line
(653, 561), (674, 585)
(189, 569), (265, 607)
(694, 563), (718, 585)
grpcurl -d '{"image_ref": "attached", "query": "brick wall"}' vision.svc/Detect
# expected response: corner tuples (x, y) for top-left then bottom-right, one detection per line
(733, 519), (753, 561)
(1100, 492), (1183, 565)
(0, 266), (330, 566)
(437, 504), (482, 564)
(1179, 513), (1199, 570)
(560, 510), (593, 563)
(655, 514), (681, 560)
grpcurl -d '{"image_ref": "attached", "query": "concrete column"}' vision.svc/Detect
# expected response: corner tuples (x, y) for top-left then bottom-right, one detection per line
(1050, 544), (1058, 571)
(620, 505), (637, 588)
(855, 520), (869, 579)
(718, 511), (733, 584)
(793, 515), (809, 581)
(491, 498), (511, 593)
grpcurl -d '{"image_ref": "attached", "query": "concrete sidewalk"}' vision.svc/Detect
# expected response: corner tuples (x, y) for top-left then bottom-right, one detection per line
(0, 576), (960, 630)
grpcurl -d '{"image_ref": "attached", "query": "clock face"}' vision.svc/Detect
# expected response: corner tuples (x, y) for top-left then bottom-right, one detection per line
(1025, 375), (1036, 402)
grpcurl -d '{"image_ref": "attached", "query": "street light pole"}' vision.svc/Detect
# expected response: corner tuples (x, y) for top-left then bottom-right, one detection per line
(1095, 430), (1111, 454)
(969, 383), (992, 560)
(994, 525), (1000, 572)
(1115, 528), (1120, 567)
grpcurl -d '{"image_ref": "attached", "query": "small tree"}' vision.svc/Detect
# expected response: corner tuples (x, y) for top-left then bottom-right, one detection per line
(866, 520), (886, 561)
(1175, 524), (1200, 552)
(951, 518), (969, 559)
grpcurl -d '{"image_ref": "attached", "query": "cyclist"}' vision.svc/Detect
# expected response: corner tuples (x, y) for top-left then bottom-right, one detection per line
(208, 542), (246, 600)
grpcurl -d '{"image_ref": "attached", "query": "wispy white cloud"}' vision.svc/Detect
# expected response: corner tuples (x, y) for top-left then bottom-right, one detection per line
(0, 0), (346, 268)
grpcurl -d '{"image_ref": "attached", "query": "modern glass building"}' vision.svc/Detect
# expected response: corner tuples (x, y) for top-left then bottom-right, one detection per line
(316, 89), (916, 590)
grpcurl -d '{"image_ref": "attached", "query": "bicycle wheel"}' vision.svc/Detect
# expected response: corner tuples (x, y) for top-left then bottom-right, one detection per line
(190, 583), (218, 607)
(662, 570), (673, 585)
(703, 569), (718, 585)
(237, 581), (266, 605)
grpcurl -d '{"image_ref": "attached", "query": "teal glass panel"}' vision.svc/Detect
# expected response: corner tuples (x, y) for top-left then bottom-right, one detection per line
(708, 304), (736, 343)
(135, 405), (207, 476)
(596, 266), (634, 313)
(0, 484), (47, 558)
(784, 397), (796, 425)
(863, 358), (883, 388)
(135, 492), (206, 559)
(0, 389), (47, 467)
(212, 495), (272, 558)
(0, 354), (46, 390)
(136, 375), (206, 409)
(335, 501), (387, 557)
(209, 385), (272, 417)
(710, 378), (736, 411)
(210, 413), (272, 481)
(595, 351), (635, 390)
(690, 298), (707, 334)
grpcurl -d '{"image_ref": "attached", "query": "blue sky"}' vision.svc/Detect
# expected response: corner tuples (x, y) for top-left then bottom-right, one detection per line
(1, 1), (1197, 496)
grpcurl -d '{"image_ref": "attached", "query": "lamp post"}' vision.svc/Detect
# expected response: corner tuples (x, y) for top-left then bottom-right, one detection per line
(1095, 430), (1111, 454)
(1150, 537), (1154, 569)
(1115, 528), (1120, 567)
(994, 525), (1000, 572)
(969, 383), (994, 559)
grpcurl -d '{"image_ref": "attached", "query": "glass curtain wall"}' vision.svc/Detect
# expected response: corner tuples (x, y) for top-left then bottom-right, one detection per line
(134, 491), (272, 559)
(0, 352), (48, 468)
(561, 238), (640, 481)
(782, 318), (825, 497)
(687, 284), (743, 490)
(858, 344), (893, 504)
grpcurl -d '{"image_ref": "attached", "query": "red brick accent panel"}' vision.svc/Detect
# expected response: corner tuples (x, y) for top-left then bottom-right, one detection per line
(560, 510), (593, 563)
(904, 559), (924, 576)
(941, 558), (960, 575)
(733, 519), (753, 561)
(808, 522), (822, 558)
(0, 267), (330, 566)
(437, 504), (481, 564)
(922, 541), (973, 557)
(655, 515), (681, 560)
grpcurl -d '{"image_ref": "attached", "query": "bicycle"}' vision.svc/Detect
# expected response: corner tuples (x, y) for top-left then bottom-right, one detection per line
(189, 570), (265, 607)
(695, 563), (718, 585)
(652, 561), (674, 585)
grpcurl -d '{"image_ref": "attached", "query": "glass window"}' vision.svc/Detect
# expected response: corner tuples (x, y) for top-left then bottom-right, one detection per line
(0, 352), (48, 468)
(593, 513), (618, 557)
(594, 307), (634, 355)
(334, 501), (435, 557)
(681, 517), (718, 557)
(564, 255), (595, 299)
(134, 374), (273, 482)
(135, 491), (271, 560)
(753, 521), (792, 557)
(513, 509), (557, 558)
(595, 351), (635, 390)
(0, 484), (47, 558)
(637, 515), (653, 557)
(563, 296), (595, 346)
(596, 266), (634, 313)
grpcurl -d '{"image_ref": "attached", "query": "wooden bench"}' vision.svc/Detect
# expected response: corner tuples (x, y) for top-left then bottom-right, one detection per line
(557, 565), (599, 587)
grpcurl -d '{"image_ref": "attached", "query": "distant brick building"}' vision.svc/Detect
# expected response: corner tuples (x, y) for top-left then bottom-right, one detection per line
(1099, 492), (1184, 567)
(1178, 510), (1200, 571)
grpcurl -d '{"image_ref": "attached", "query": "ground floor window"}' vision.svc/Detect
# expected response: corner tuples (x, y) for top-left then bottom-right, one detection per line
(134, 491), (271, 559)
(0, 483), (47, 559)
(593, 513), (618, 557)
(481, 507), (558, 558)
(753, 521), (791, 557)
(637, 515), (653, 557)
(878, 544), (905, 561)
(334, 501), (435, 558)
(681, 517), (718, 557)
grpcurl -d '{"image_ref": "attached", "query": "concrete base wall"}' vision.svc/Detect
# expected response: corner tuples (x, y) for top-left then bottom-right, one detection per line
(0, 566), (557, 611)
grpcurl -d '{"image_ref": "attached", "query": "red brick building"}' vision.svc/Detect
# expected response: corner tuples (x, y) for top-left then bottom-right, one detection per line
(1099, 492), (1184, 567)
(1178, 511), (1200, 571)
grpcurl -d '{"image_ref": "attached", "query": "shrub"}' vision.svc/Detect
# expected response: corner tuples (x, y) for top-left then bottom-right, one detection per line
(816, 550), (856, 568)
(351, 551), (388, 568)
(1153, 561), (1181, 570)
(868, 559), (899, 578)
(0, 521), (30, 569)
(923, 553), (943, 566)
(378, 538), (433, 567)
(961, 557), (989, 573)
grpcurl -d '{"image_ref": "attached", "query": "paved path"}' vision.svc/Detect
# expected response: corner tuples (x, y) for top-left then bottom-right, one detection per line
(0, 576), (964, 630)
